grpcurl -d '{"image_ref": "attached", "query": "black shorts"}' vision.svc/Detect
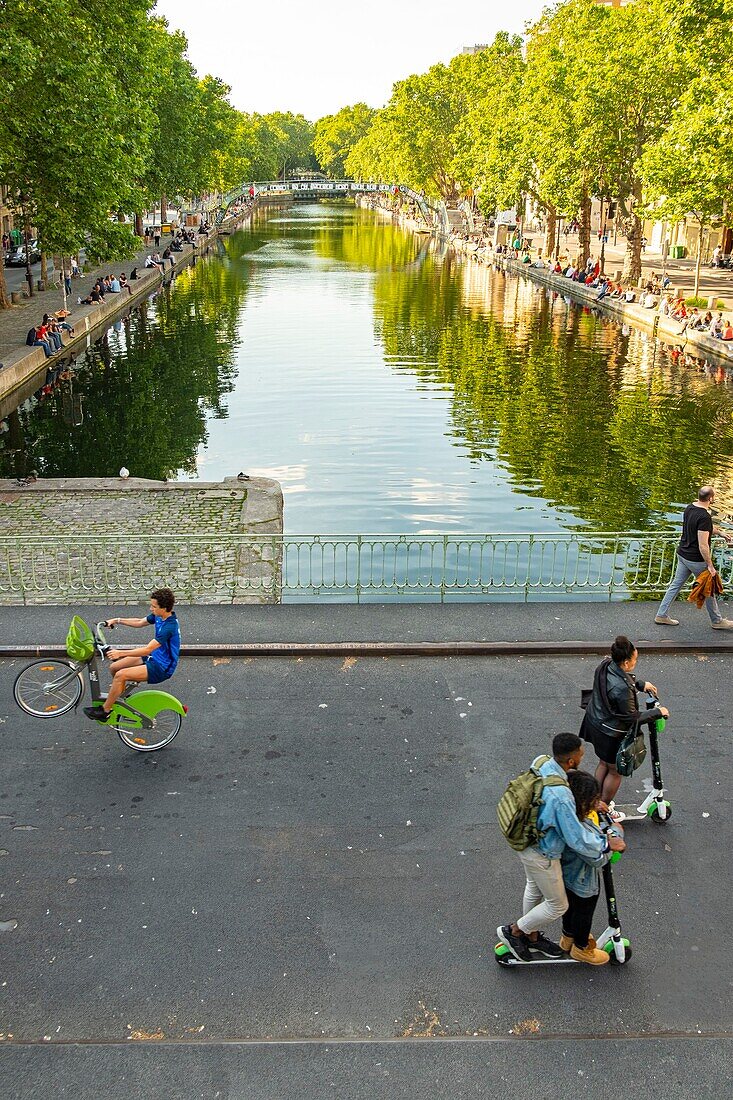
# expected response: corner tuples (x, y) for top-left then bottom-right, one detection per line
(580, 715), (623, 766)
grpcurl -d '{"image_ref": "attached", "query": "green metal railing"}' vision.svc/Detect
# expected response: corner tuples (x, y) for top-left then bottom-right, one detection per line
(0, 532), (729, 605)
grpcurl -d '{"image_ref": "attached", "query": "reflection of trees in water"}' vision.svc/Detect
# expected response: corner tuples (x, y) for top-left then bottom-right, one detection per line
(370, 255), (733, 530)
(0, 253), (249, 480)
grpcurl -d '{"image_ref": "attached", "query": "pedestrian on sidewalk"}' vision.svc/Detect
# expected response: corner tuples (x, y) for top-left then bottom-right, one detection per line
(655, 485), (733, 628)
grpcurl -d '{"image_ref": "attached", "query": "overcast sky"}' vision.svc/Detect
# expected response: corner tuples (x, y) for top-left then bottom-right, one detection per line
(154, 0), (545, 121)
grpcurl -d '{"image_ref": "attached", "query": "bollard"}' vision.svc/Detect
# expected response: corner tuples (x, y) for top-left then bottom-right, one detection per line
(11, 291), (22, 305)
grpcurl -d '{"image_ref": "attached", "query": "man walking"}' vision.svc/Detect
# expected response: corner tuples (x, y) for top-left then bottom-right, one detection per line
(655, 485), (733, 629)
(498, 733), (625, 966)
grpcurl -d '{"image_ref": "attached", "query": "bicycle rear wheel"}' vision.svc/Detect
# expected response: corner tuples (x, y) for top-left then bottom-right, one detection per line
(114, 706), (182, 752)
(14, 659), (83, 718)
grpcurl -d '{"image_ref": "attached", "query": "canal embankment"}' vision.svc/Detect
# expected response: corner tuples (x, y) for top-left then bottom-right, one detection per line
(0, 205), (255, 412)
(359, 195), (733, 369)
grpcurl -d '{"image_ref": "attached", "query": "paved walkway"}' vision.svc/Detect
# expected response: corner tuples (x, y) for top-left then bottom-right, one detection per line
(0, 237), (184, 364)
(560, 235), (733, 310)
(0, 600), (729, 649)
(0, 643), (730, 1096)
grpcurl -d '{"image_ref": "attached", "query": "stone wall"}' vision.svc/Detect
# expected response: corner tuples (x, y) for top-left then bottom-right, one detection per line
(0, 476), (283, 605)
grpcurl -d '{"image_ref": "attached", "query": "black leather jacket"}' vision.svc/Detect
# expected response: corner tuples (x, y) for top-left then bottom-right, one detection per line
(585, 659), (664, 738)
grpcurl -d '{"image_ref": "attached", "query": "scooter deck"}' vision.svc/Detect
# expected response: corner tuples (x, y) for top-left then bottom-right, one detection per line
(612, 801), (670, 823)
(494, 940), (631, 966)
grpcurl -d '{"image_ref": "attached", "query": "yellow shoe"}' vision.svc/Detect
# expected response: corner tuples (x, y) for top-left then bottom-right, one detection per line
(560, 934), (574, 952)
(570, 943), (609, 965)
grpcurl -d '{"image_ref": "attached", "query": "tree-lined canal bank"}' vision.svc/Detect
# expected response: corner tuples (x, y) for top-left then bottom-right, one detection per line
(1, 202), (732, 534)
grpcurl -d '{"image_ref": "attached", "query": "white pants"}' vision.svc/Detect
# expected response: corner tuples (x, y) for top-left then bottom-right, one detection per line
(516, 846), (568, 935)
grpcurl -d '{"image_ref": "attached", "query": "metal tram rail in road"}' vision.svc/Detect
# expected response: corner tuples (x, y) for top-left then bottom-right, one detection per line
(0, 532), (731, 605)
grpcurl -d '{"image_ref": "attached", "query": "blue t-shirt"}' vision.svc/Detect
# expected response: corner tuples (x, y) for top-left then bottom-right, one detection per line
(146, 612), (181, 676)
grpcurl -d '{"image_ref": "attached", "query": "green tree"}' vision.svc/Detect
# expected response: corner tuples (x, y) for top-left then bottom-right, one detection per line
(313, 103), (376, 177)
(640, 73), (733, 296)
(0, 0), (154, 277)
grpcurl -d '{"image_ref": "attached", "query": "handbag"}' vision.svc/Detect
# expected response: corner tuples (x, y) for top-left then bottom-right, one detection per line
(615, 727), (647, 776)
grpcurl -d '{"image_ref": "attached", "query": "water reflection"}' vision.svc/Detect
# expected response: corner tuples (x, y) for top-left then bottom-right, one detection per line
(1, 203), (732, 532)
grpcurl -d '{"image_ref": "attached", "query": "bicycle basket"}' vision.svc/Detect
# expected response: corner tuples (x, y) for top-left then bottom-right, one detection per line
(66, 615), (95, 662)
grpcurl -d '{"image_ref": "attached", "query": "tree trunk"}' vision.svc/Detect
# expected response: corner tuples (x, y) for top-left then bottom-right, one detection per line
(694, 223), (703, 299)
(40, 250), (48, 287)
(135, 212), (144, 238)
(543, 205), (557, 259)
(577, 192), (592, 271)
(0, 261), (10, 309)
(161, 193), (168, 223)
(621, 177), (643, 284)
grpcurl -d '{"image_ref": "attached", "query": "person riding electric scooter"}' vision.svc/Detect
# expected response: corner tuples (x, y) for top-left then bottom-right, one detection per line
(579, 635), (669, 821)
(497, 733), (626, 964)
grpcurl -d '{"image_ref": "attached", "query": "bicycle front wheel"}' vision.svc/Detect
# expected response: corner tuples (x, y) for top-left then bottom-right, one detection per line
(114, 706), (182, 752)
(14, 659), (83, 718)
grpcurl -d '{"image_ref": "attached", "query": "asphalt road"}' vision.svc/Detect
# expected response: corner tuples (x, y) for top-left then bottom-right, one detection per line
(0, 650), (731, 1097)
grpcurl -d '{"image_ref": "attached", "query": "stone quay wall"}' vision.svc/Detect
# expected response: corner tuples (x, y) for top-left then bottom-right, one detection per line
(0, 476), (284, 605)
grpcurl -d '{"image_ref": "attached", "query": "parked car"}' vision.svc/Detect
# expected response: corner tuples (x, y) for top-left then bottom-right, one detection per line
(5, 239), (41, 266)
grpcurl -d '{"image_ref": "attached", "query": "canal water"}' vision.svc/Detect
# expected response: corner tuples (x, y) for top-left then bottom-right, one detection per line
(2, 202), (733, 534)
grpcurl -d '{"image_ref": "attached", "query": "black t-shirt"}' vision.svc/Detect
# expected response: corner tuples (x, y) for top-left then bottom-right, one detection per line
(678, 503), (713, 561)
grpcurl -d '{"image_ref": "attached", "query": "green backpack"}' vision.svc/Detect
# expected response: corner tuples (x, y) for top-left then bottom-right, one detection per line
(497, 755), (569, 851)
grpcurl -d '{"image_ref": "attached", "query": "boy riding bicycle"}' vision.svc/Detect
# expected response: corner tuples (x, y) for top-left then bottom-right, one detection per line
(84, 587), (181, 722)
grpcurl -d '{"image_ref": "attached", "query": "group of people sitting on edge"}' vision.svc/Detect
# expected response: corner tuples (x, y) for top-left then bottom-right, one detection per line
(78, 273), (132, 305)
(25, 312), (75, 358)
(658, 297), (733, 340)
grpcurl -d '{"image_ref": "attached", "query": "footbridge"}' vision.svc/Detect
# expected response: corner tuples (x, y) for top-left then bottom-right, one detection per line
(215, 179), (449, 232)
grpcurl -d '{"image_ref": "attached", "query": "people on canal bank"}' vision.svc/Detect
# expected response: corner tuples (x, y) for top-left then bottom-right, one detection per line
(655, 486), (733, 628)
(579, 636), (668, 814)
(497, 733), (625, 965)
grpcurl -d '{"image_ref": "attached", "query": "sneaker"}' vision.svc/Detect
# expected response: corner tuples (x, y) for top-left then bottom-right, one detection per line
(527, 931), (564, 958)
(83, 706), (110, 722)
(607, 801), (626, 824)
(654, 615), (679, 625)
(497, 924), (532, 962)
(570, 943), (610, 965)
(711, 619), (733, 630)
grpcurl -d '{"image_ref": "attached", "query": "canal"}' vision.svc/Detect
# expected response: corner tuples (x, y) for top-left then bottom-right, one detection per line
(2, 202), (732, 533)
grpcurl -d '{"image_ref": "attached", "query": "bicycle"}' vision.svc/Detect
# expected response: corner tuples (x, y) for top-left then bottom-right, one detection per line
(13, 615), (187, 752)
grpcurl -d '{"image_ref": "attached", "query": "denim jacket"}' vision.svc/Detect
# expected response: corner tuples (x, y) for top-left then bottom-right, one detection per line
(561, 814), (621, 897)
(534, 757), (609, 862)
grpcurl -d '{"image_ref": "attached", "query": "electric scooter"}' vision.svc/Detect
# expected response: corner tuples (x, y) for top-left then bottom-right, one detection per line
(610, 691), (671, 824)
(495, 820), (631, 967)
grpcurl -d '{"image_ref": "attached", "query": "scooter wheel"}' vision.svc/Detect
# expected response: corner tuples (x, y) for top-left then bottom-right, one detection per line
(605, 940), (632, 965)
(649, 801), (671, 824)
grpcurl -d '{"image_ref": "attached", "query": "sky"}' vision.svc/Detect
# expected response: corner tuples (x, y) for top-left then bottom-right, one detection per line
(154, 0), (545, 121)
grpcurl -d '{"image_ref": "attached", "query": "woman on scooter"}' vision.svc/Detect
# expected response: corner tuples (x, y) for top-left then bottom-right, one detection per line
(580, 635), (669, 817)
(560, 771), (625, 965)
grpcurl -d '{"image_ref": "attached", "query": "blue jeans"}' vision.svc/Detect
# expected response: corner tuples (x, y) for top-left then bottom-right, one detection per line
(657, 554), (722, 623)
(32, 338), (53, 359)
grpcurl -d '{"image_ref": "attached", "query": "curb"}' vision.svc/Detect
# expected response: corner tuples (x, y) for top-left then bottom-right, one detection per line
(1, 640), (730, 659)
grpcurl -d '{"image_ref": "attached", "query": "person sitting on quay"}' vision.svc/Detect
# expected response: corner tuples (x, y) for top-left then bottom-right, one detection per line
(709, 312), (724, 338)
(79, 283), (101, 306)
(584, 260), (601, 285)
(119, 272), (133, 295)
(145, 252), (163, 271)
(623, 287), (636, 302)
(107, 273), (121, 293)
(25, 324), (54, 358)
(642, 290), (656, 309)
(721, 320), (733, 341)
(563, 262), (577, 279)
(596, 276), (610, 300)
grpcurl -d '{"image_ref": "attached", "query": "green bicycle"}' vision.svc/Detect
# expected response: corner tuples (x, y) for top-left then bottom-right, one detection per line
(13, 616), (187, 752)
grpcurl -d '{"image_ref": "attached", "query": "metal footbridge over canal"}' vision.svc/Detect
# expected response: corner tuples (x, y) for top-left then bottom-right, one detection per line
(215, 178), (454, 233)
